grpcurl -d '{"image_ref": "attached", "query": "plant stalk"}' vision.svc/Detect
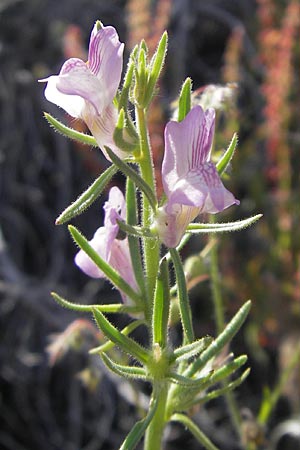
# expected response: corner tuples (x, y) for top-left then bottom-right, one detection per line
(144, 383), (168, 450)
(136, 106), (160, 312)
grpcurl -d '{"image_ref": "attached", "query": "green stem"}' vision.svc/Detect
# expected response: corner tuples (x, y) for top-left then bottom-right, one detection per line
(209, 230), (242, 438)
(144, 383), (168, 450)
(171, 414), (219, 450)
(136, 106), (159, 313)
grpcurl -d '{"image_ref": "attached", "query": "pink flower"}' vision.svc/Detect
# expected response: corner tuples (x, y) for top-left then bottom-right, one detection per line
(75, 187), (138, 300)
(40, 22), (125, 159)
(154, 106), (239, 247)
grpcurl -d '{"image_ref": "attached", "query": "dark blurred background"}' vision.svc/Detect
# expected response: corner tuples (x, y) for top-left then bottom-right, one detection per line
(0, 0), (299, 449)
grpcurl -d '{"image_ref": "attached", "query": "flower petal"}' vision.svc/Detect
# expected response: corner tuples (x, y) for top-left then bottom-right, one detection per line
(104, 186), (126, 228)
(75, 227), (107, 278)
(88, 25), (124, 103)
(56, 58), (107, 115)
(167, 162), (239, 214)
(154, 204), (199, 248)
(163, 106), (215, 198)
(109, 238), (138, 292)
(42, 73), (85, 118)
(82, 103), (127, 159)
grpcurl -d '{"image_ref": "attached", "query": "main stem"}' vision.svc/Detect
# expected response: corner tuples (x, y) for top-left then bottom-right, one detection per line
(136, 106), (160, 313)
(144, 383), (168, 450)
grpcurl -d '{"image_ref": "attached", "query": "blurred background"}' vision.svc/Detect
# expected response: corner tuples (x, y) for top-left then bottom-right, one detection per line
(0, 0), (299, 449)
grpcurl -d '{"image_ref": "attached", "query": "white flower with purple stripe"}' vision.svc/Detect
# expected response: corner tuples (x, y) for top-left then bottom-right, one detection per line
(40, 22), (125, 160)
(75, 187), (138, 302)
(154, 105), (240, 248)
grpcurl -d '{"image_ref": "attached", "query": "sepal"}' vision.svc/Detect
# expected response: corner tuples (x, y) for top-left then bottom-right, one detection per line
(113, 108), (139, 153)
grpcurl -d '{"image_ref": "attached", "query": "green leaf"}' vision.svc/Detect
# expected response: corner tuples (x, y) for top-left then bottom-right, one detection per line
(171, 414), (220, 450)
(178, 77), (192, 122)
(68, 225), (142, 304)
(105, 146), (157, 211)
(44, 112), (97, 146)
(119, 398), (159, 450)
(117, 221), (153, 238)
(170, 248), (194, 343)
(126, 178), (147, 298)
(201, 355), (248, 388)
(216, 132), (238, 175)
(187, 214), (263, 234)
(55, 165), (117, 224)
(100, 352), (147, 380)
(186, 300), (251, 377)
(144, 31), (168, 107)
(90, 319), (146, 354)
(171, 337), (213, 363)
(196, 368), (250, 406)
(167, 370), (213, 388)
(93, 308), (149, 364)
(152, 257), (170, 348)
(51, 291), (142, 314)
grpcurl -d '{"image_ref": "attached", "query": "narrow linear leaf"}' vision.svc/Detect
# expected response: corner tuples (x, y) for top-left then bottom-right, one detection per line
(171, 337), (213, 363)
(126, 178), (147, 299)
(101, 352), (147, 380)
(90, 319), (146, 354)
(167, 371), (213, 388)
(56, 165), (117, 224)
(200, 355), (248, 389)
(196, 368), (250, 406)
(171, 414), (220, 450)
(187, 214), (263, 234)
(117, 220), (153, 238)
(216, 132), (238, 175)
(178, 77), (192, 122)
(93, 308), (149, 364)
(152, 257), (170, 348)
(119, 398), (159, 450)
(186, 300), (251, 377)
(105, 146), (157, 211)
(44, 113), (98, 146)
(51, 292), (142, 314)
(69, 225), (141, 304)
(170, 248), (194, 343)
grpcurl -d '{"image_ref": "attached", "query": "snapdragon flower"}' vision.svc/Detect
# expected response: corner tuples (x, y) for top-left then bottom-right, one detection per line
(40, 22), (125, 160)
(154, 105), (239, 248)
(75, 187), (138, 301)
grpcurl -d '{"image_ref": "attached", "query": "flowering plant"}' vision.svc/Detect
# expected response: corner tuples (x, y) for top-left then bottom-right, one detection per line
(42, 21), (261, 450)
